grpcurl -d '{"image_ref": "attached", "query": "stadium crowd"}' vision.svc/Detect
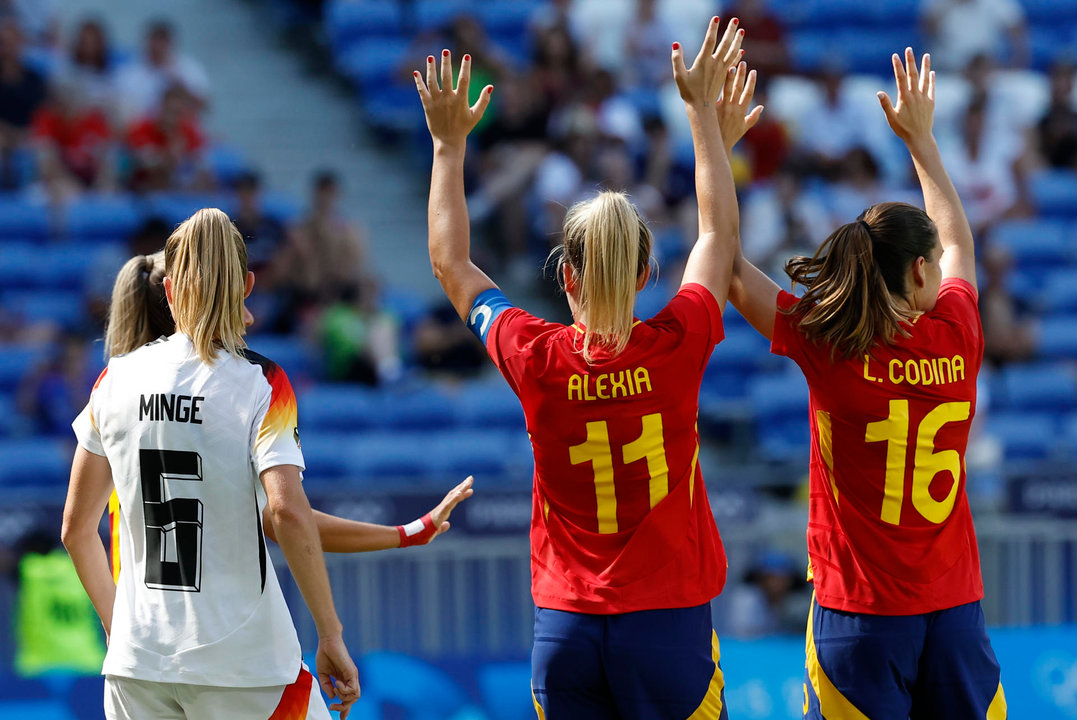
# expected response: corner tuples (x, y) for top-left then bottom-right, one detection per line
(0, 0), (1076, 657)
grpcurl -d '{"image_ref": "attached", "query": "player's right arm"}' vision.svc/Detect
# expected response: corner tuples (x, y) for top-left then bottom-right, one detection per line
(674, 17), (745, 308)
(263, 476), (474, 552)
(260, 465), (360, 717)
(414, 50), (497, 322)
(878, 48), (976, 290)
(62, 447), (117, 640)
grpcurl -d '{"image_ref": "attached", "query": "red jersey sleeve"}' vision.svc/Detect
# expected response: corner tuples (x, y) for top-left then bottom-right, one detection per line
(646, 283), (725, 371)
(929, 278), (983, 356)
(485, 307), (555, 395)
(770, 289), (808, 365)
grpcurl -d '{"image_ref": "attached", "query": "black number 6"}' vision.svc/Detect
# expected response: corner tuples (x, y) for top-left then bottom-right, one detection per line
(140, 449), (204, 592)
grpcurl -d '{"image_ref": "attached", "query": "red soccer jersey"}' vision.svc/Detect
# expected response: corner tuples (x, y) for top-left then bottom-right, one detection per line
(772, 278), (985, 615)
(482, 284), (728, 614)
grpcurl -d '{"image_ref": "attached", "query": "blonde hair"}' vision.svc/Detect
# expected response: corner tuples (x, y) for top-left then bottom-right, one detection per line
(556, 191), (653, 364)
(104, 252), (172, 359)
(164, 208), (249, 364)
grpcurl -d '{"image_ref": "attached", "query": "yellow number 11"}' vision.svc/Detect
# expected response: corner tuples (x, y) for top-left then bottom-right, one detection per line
(570, 413), (669, 534)
(865, 399), (971, 526)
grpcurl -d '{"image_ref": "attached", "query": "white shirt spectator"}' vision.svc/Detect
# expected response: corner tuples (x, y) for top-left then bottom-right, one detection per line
(741, 178), (831, 276)
(115, 52), (209, 123)
(921, 0), (1025, 72)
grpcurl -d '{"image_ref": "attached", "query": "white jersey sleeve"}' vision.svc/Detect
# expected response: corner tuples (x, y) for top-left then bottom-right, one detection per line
(72, 367), (108, 457)
(245, 352), (305, 476)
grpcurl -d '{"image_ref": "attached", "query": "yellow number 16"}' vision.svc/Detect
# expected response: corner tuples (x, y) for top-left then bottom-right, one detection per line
(864, 399), (971, 525)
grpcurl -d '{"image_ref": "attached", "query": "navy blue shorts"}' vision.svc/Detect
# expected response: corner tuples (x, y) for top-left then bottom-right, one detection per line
(804, 596), (1007, 719)
(531, 603), (727, 720)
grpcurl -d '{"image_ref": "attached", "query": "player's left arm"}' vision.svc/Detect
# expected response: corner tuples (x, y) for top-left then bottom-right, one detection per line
(878, 49), (977, 291)
(61, 447), (117, 640)
(414, 50), (498, 321)
(263, 476), (474, 552)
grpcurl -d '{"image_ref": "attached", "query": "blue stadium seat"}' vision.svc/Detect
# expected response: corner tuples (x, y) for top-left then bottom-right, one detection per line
(143, 193), (237, 226)
(1030, 171), (1077, 218)
(413, 0), (473, 32)
(361, 85), (427, 135)
(0, 392), (15, 436)
(207, 144), (251, 186)
(453, 381), (525, 430)
(38, 244), (121, 292)
(634, 286), (673, 320)
(299, 384), (384, 431)
(789, 31), (833, 73)
(985, 411), (1059, 461)
(337, 36), (412, 93)
(381, 385), (455, 430)
(354, 653), (473, 720)
(749, 372), (811, 461)
(709, 326), (774, 373)
(427, 429), (512, 480)
(0, 438), (71, 487)
(260, 191), (302, 224)
(325, 0), (402, 55)
(838, 28), (922, 74)
(992, 219), (1070, 269)
(0, 344), (43, 392)
(1023, 0), (1077, 23)
(348, 432), (433, 483)
(380, 286), (430, 336)
(0, 242), (39, 289)
(999, 363), (1077, 411)
(3, 290), (86, 329)
(62, 196), (141, 242)
(1027, 27), (1075, 71)
(298, 432), (355, 479)
(1038, 316), (1077, 359)
(1038, 269), (1077, 315)
(246, 335), (315, 380)
(0, 198), (50, 240)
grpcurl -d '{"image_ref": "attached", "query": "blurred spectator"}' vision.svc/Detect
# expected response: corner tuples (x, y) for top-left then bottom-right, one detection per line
(414, 303), (487, 378)
(939, 92), (1021, 236)
(1, 0), (59, 52)
(827, 147), (893, 225)
(1037, 59), (1077, 169)
(921, 0), (1028, 72)
(532, 123), (595, 239)
(739, 87), (790, 181)
(740, 170), (829, 278)
(531, 22), (586, 110)
(274, 171), (370, 330)
(0, 18), (47, 149)
(794, 63), (886, 181)
(319, 280), (401, 385)
(622, 0), (674, 91)
(726, 550), (811, 638)
(31, 80), (114, 189)
(116, 19), (210, 122)
(14, 528), (106, 677)
(58, 18), (118, 114)
(16, 334), (94, 437)
(233, 170), (286, 279)
(126, 83), (211, 192)
(727, 0), (789, 77)
(980, 244), (1037, 367)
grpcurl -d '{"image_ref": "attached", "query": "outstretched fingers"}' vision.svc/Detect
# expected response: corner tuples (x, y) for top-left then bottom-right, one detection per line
(457, 53), (472, 95)
(426, 54), (438, 93)
(413, 69), (430, 105)
(440, 48), (453, 92)
(891, 52), (908, 100)
(671, 40), (687, 79)
(740, 67), (758, 107)
(905, 47), (918, 93)
(715, 20), (744, 66)
(694, 16), (722, 66)
(919, 52), (931, 95)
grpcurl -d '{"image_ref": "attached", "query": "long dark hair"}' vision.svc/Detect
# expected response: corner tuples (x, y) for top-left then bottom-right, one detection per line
(783, 201), (938, 359)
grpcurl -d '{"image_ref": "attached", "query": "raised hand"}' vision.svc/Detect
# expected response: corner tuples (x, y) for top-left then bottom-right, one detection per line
(877, 48), (935, 146)
(672, 17), (745, 110)
(316, 635), (360, 719)
(427, 475), (475, 541)
(414, 50), (493, 150)
(716, 60), (763, 153)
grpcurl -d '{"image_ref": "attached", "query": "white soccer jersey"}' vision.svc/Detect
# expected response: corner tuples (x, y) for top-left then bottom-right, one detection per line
(73, 333), (305, 687)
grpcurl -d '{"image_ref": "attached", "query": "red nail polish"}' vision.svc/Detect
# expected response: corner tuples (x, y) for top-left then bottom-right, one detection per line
(672, 42), (680, 50)
(732, 17), (739, 24)
(413, 71), (420, 77)
(713, 16), (720, 23)
(738, 28), (745, 35)
(486, 86), (493, 94)
(427, 56), (434, 63)
(443, 49), (450, 56)
(463, 54), (470, 61)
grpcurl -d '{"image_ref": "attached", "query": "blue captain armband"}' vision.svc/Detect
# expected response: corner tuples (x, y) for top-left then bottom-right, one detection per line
(466, 288), (514, 344)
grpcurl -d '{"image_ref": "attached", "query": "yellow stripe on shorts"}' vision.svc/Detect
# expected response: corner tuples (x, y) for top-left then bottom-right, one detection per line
(687, 630), (725, 719)
(805, 598), (870, 720)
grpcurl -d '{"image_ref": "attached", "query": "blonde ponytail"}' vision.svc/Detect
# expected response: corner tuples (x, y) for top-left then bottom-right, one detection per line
(104, 251), (171, 359)
(164, 208), (249, 364)
(558, 191), (653, 364)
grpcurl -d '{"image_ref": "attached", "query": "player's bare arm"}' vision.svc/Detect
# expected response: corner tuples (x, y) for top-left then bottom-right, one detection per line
(261, 464), (360, 717)
(61, 447), (117, 641)
(262, 475), (475, 552)
(878, 48), (977, 290)
(674, 17), (745, 309)
(709, 59), (784, 340)
(414, 50), (497, 320)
